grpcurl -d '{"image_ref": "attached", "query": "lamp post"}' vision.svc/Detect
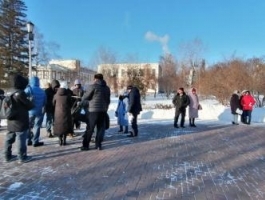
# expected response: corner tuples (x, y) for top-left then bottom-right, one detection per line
(26, 21), (34, 78)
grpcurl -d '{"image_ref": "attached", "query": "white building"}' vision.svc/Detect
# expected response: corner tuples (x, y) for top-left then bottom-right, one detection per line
(35, 59), (96, 88)
(98, 63), (161, 93)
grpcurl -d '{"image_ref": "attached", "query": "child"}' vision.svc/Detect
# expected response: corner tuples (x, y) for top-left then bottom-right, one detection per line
(115, 95), (129, 133)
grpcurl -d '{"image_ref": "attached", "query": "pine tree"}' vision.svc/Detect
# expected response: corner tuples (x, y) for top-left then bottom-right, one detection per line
(0, 0), (28, 87)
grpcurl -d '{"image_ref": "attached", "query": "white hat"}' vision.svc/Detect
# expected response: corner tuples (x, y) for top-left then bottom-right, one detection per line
(74, 79), (81, 85)
(60, 81), (68, 89)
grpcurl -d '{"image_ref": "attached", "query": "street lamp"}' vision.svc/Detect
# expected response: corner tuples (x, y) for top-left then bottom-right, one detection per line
(26, 21), (34, 78)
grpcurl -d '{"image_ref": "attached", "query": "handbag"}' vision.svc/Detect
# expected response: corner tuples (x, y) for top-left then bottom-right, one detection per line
(198, 104), (202, 110)
(235, 108), (243, 115)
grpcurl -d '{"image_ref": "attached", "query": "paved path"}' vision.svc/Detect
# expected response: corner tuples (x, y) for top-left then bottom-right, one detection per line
(0, 121), (265, 200)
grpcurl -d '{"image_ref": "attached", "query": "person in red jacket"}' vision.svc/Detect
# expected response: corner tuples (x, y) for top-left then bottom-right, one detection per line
(240, 91), (256, 124)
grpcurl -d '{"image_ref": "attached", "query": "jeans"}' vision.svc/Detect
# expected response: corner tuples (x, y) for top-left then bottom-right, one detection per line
(46, 112), (54, 133)
(5, 130), (28, 159)
(244, 110), (252, 124)
(29, 114), (44, 145)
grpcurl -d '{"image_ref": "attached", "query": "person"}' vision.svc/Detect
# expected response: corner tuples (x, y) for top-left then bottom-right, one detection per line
(53, 83), (73, 145)
(0, 88), (4, 128)
(172, 87), (190, 128)
(126, 85), (142, 137)
(44, 80), (60, 138)
(24, 76), (46, 147)
(188, 88), (199, 127)
(4, 74), (34, 163)
(71, 79), (84, 130)
(230, 90), (241, 125)
(80, 73), (110, 151)
(240, 91), (256, 125)
(115, 95), (129, 134)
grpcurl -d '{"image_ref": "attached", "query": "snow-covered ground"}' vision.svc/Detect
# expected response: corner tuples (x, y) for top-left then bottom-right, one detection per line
(1, 95), (265, 127)
(108, 95), (265, 126)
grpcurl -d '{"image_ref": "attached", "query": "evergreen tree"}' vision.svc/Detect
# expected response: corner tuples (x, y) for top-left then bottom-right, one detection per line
(0, 0), (28, 87)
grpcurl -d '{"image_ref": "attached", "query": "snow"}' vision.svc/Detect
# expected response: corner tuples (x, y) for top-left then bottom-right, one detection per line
(109, 95), (265, 125)
(8, 182), (23, 190)
(1, 95), (265, 127)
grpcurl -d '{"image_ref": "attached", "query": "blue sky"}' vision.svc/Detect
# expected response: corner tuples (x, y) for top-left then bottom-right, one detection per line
(24, 0), (265, 66)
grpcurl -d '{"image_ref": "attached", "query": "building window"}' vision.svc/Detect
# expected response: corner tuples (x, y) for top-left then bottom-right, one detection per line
(38, 71), (43, 79)
(52, 71), (56, 79)
(44, 71), (48, 79)
(57, 72), (61, 80)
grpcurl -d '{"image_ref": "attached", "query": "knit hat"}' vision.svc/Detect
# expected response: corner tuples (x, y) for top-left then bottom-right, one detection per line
(241, 90), (247, 95)
(74, 79), (81, 85)
(94, 73), (103, 80)
(60, 81), (68, 89)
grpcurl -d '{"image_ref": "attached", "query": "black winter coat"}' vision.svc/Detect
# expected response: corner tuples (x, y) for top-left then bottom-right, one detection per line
(128, 87), (142, 115)
(82, 80), (110, 112)
(7, 74), (34, 132)
(53, 88), (73, 136)
(230, 93), (240, 114)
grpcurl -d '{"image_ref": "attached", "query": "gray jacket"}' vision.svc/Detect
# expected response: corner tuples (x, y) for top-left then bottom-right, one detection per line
(82, 80), (110, 112)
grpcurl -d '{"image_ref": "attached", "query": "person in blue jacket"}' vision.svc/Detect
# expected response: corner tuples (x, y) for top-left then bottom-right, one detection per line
(24, 76), (46, 147)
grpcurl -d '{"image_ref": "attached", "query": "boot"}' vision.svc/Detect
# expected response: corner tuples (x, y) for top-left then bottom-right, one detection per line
(124, 126), (128, 134)
(189, 118), (192, 127)
(192, 118), (196, 127)
(47, 131), (53, 138)
(59, 136), (63, 146)
(118, 125), (123, 133)
(174, 116), (179, 128)
(180, 118), (185, 128)
(62, 134), (67, 146)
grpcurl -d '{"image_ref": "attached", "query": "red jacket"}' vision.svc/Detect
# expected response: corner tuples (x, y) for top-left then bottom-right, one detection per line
(241, 94), (256, 111)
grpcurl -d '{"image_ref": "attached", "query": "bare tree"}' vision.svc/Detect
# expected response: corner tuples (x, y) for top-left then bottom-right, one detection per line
(158, 54), (178, 98)
(92, 46), (119, 94)
(177, 38), (206, 91)
(33, 27), (61, 66)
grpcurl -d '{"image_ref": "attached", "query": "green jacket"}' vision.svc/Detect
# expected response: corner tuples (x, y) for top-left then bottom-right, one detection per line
(172, 93), (190, 110)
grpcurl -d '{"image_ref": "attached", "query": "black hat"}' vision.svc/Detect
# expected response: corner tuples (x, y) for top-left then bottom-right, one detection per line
(94, 73), (103, 80)
(127, 85), (133, 90)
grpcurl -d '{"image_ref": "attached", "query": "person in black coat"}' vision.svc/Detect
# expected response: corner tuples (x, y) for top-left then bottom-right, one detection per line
(45, 80), (60, 137)
(172, 87), (190, 128)
(230, 90), (241, 125)
(4, 74), (34, 163)
(53, 85), (73, 145)
(126, 85), (142, 137)
(80, 73), (111, 151)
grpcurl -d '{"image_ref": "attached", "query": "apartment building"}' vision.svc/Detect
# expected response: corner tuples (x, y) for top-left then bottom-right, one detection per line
(35, 59), (96, 88)
(98, 63), (161, 93)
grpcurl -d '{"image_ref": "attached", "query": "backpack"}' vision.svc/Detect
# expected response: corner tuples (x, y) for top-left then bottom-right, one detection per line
(0, 92), (18, 120)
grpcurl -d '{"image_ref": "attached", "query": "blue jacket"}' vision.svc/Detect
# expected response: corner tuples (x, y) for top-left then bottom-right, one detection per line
(24, 76), (47, 116)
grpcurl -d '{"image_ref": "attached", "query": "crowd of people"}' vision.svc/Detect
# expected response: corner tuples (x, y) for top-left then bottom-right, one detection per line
(1, 73), (143, 163)
(1, 73), (257, 164)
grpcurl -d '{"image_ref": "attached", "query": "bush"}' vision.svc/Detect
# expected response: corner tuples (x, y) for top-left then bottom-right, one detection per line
(142, 103), (173, 110)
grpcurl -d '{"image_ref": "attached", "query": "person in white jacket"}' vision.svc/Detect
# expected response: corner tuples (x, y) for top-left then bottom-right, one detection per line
(115, 95), (129, 133)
